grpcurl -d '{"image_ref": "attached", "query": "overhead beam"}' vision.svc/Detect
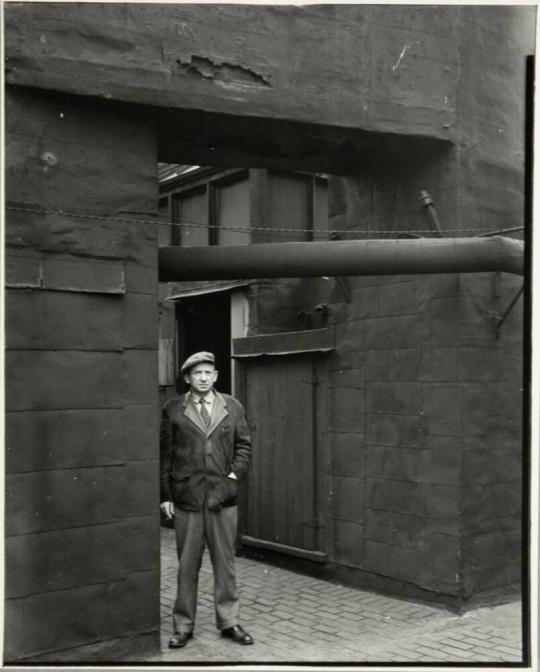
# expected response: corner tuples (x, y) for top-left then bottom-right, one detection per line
(159, 236), (524, 281)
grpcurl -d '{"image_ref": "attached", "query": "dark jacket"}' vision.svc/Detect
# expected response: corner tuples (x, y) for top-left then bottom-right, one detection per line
(160, 390), (252, 511)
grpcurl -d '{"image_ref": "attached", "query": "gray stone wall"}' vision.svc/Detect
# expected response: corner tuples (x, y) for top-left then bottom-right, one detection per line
(4, 88), (160, 660)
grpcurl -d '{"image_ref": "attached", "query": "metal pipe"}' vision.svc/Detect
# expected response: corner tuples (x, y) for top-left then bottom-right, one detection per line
(159, 236), (524, 281)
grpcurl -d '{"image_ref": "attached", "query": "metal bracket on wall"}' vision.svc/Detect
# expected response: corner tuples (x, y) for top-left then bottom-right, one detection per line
(419, 190), (443, 237)
(494, 284), (524, 339)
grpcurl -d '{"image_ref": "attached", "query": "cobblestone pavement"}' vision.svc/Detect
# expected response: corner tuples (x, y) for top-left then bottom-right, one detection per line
(141, 528), (525, 666)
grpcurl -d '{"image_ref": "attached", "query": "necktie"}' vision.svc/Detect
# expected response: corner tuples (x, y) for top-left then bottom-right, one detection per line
(199, 399), (211, 428)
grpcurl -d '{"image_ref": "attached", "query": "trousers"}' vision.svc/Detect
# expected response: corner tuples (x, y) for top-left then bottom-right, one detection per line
(172, 505), (239, 634)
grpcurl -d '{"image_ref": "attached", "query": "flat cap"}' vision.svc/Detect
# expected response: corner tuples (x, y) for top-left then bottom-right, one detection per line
(181, 351), (215, 374)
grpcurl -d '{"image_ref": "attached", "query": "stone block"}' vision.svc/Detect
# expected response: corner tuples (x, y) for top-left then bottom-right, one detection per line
(377, 279), (438, 317)
(462, 529), (521, 570)
(330, 333), (365, 370)
(429, 437), (461, 485)
(6, 84), (153, 152)
(459, 346), (501, 383)
(462, 483), (522, 534)
(123, 293), (158, 349)
(123, 221), (159, 267)
(6, 523), (123, 599)
(4, 583), (112, 660)
(5, 409), (125, 473)
(460, 383), (494, 437)
(123, 460), (160, 517)
(373, 32), (458, 115)
(489, 384), (523, 442)
(363, 315), (421, 349)
(5, 209), (131, 260)
(123, 404), (161, 461)
(5, 251), (42, 288)
(366, 478), (428, 517)
(457, 274), (495, 337)
(6, 89), (157, 213)
(6, 351), (124, 411)
(366, 382), (422, 414)
(6, 515), (159, 601)
(42, 253), (125, 294)
(364, 540), (430, 587)
(123, 350), (159, 406)
(350, 276), (400, 289)
(331, 432), (365, 477)
(6, 466), (124, 535)
(366, 445), (428, 482)
(424, 385), (461, 436)
(364, 348), (421, 382)
(332, 476), (364, 523)
(106, 570), (160, 638)
(122, 515), (161, 574)
(463, 562), (521, 594)
(499, 343), (524, 383)
(125, 263), (157, 295)
(348, 286), (379, 318)
(333, 519), (364, 568)
(427, 485), (460, 534)
(330, 387), (365, 432)
(462, 446), (521, 485)
(366, 413), (429, 448)
(3, 597), (25, 660)
(421, 296), (459, 345)
(6, 289), (123, 350)
(329, 368), (364, 389)
(419, 347), (459, 382)
(429, 533), (461, 586)
(365, 509), (428, 550)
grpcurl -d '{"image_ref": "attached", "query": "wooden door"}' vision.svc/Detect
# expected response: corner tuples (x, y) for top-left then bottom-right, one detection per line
(242, 354), (327, 560)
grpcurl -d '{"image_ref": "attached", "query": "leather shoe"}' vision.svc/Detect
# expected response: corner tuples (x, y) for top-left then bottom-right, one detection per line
(168, 632), (193, 648)
(221, 625), (254, 645)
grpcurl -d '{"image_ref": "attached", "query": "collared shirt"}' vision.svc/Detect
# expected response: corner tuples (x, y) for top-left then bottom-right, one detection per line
(193, 389), (215, 418)
(190, 389), (237, 479)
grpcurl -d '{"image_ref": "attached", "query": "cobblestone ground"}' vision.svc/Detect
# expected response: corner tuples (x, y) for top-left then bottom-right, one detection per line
(141, 528), (524, 665)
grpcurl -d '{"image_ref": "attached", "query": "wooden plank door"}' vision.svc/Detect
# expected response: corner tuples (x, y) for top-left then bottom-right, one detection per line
(242, 354), (327, 560)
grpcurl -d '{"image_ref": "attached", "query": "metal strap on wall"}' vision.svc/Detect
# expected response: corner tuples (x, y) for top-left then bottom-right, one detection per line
(233, 328), (335, 358)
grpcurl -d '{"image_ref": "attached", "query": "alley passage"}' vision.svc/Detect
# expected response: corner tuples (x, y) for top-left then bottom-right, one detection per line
(143, 528), (523, 664)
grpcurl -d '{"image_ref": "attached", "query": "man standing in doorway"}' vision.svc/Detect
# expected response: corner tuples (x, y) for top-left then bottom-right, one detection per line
(160, 351), (254, 648)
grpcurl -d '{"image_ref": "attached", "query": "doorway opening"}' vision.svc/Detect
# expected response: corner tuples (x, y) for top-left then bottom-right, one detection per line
(177, 292), (232, 395)
(157, 161), (333, 559)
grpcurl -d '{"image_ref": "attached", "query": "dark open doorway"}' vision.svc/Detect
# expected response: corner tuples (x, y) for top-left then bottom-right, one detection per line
(176, 292), (232, 395)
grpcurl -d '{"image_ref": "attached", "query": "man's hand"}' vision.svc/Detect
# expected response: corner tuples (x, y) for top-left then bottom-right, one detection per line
(160, 501), (175, 519)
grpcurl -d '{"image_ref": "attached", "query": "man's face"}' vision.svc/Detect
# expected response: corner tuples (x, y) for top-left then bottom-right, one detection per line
(184, 362), (218, 395)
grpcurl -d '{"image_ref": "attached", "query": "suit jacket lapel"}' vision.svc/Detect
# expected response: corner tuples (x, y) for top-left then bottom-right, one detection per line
(207, 391), (228, 437)
(183, 392), (207, 434)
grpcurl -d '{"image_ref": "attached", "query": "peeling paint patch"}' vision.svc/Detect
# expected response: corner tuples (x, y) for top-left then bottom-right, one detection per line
(176, 54), (271, 87)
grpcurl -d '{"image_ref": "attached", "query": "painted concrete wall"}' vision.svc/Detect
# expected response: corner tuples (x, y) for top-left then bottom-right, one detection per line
(248, 5), (531, 601)
(453, 4), (531, 596)
(4, 88), (160, 660)
(5, 4), (460, 141)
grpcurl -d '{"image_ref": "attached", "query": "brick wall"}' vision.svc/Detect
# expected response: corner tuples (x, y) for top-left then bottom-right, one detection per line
(4, 88), (160, 660)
